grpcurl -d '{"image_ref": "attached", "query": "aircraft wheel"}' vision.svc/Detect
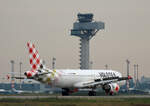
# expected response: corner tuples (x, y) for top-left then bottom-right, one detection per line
(62, 88), (69, 96)
(109, 92), (113, 96)
(88, 91), (96, 96)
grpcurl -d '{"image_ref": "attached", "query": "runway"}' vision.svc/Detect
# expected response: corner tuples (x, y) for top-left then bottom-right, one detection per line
(0, 95), (150, 99)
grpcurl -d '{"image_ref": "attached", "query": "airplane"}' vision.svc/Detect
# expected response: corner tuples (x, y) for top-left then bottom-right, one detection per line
(11, 88), (32, 94)
(22, 42), (132, 96)
(0, 89), (11, 94)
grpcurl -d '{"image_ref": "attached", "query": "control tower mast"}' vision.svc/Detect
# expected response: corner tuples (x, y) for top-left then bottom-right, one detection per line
(71, 13), (104, 69)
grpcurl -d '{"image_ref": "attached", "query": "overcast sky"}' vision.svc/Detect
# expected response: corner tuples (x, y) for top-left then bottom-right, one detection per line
(0, 0), (150, 81)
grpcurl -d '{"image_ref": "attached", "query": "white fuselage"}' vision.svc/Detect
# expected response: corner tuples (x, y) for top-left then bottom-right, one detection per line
(40, 69), (122, 88)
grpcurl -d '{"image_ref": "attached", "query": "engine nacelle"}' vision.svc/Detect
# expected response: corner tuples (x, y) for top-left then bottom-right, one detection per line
(24, 70), (36, 78)
(103, 83), (120, 95)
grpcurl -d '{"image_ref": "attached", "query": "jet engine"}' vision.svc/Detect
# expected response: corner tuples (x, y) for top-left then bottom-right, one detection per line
(102, 83), (120, 95)
(24, 70), (36, 78)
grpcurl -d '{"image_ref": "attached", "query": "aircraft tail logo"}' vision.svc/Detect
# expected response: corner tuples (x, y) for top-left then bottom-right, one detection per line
(27, 42), (42, 72)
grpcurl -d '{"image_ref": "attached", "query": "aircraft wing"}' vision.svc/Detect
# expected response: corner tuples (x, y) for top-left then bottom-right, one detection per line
(12, 76), (26, 79)
(74, 76), (132, 88)
(12, 72), (51, 80)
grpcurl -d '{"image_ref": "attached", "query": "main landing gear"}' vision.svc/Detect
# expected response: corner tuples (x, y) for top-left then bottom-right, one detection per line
(62, 88), (97, 96)
(62, 88), (70, 96)
(88, 91), (96, 96)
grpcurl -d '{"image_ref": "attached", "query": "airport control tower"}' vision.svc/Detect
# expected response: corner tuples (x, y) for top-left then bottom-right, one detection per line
(71, 13), (104, 69)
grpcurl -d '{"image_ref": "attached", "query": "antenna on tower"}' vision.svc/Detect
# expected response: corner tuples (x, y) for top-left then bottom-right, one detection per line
(71, 13), (105, 69)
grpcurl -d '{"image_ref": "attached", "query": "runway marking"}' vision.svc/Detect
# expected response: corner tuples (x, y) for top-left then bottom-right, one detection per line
(0, 95), (150, 99)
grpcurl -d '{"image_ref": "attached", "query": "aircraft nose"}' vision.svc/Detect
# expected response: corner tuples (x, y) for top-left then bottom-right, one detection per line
(24, 72), (27, 76)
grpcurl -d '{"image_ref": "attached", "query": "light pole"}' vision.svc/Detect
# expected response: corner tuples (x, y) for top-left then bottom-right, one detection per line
(134, 64), (136, 88)
(10, 60), (15, 90)
(105, 64), (108, 70)
(52, 57), (56, 69)
(19, 62), (22, 89)
(89, 61), (93, 69)
(126, 60), (130, 77)
(126, 59), (130, 91)
(136, 64), (139, 85)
